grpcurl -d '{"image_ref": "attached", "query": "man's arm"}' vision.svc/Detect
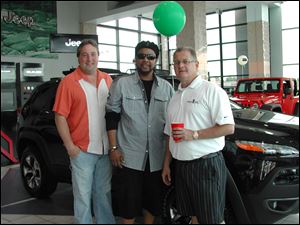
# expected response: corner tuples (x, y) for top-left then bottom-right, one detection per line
(172, 124), (235, 142)
(55, 113), (80, 157)
(162, 136), (172, 186)
(105, 112), (124, 168)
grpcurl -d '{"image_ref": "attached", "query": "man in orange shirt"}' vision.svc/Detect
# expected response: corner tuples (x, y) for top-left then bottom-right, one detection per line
(53, 39), (115, 224)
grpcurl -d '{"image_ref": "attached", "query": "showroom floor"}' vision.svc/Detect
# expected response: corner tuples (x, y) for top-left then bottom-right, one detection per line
(1, 164), (299, 224)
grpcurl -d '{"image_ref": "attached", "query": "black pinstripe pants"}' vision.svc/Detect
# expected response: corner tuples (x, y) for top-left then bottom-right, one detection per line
(175, 151), (226, 224)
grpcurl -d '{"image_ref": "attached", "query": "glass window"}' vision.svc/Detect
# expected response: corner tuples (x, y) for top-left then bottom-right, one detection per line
(209, 76), (221, 86)
(206, 14), (219, 28)
(208, 61), (221, 77)
(221, 9), (246, 26)
(207, 45), (220, 60)
(98, 44), (117, 61)
(120, 46), (135, 63)
(169, 36), (177, 49)
(119, 17), (138, 30)
(282, 1), (299, 29)
(141, 19), (158, 33)
(221, 11), (236, 26)
(223, 60), (237, 76)
(223, 76), (238, 88)
(282, 29), (299, 64)
(207, 29), (220, 44)
(283, 65), (299, 79)
(97, 15), (161, 73)
(222, 25), (247, 42)
(223, 42), (248, 60)
(170, 65), (175, 75)
(222, 43), (236, 59)
(98, 62), (117, 69)
(206, 7), (247, 89)
(119, 30), (138, 47)
(141, 33), (159, 45)
(100, 20), (116, 26)
(97, 27), (117, 44)
(120, 63), (135, 73)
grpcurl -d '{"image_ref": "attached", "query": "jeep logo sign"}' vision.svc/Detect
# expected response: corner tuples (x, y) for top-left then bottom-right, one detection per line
(50, 33), (98, 53)
(65, 39), (82, 47)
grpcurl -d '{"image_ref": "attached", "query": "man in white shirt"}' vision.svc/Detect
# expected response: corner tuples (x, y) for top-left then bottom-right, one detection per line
(162, 47), (235, 224)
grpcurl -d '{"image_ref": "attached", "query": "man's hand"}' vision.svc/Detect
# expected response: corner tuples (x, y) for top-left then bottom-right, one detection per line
(66, 145), (81, 158)
(162, 165), (172, 186)
(109, 150), (125, 168)
(172, 128), (194, 142)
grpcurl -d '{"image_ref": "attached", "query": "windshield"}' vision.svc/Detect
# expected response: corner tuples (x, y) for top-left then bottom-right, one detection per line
(237, 80), (280, 93)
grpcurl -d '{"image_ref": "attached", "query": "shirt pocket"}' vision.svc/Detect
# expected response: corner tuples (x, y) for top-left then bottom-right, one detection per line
(123, 95), (144, 114)
(154, 95), (169, 113)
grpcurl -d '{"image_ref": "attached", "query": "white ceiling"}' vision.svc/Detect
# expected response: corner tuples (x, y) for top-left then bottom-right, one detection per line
(142, 1), (282, 18)
(205, 1), (282, 14)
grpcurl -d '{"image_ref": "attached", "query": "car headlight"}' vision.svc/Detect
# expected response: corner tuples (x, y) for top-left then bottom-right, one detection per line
(235, 141), (299, 155)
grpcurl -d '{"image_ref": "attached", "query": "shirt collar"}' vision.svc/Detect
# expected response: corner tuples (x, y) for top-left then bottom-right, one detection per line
(178, 75), (202, 91)
(133, 71), (160, 86)
(73, 66), (105, 86)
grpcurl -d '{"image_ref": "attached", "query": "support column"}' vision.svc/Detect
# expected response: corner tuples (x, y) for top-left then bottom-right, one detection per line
(161, 36), (169, 70)
(81, 23), (97, 35)
(177, 1), (207, 78)
(269, 5), (283, 77)
(247, 2), (270, 77)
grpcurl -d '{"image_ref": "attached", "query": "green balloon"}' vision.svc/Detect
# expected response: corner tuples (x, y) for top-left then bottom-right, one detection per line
(153, 1), (186, 37)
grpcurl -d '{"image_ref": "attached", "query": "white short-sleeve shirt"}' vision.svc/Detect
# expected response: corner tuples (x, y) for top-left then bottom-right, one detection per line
(164, 75), (235, 160)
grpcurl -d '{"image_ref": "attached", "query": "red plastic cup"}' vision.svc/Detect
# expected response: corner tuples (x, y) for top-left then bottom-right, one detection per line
(171, 122), (184, 142)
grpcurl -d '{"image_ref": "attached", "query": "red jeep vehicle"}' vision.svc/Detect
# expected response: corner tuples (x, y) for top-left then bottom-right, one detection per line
(231, 77), (299, 116)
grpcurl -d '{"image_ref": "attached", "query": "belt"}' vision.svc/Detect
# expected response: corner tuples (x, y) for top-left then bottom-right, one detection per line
(176, 151), (221, 163)
(202, 151), (220, 159)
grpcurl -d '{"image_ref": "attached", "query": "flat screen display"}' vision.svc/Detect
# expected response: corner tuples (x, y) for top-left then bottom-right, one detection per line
(50, 33), (98, 53)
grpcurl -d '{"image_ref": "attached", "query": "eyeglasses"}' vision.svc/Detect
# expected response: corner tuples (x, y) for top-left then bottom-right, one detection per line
(173, 59), (197, 66)
(136, 53), (156, 60)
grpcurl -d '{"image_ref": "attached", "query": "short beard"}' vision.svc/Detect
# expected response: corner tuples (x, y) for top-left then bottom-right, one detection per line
(136, 67), (155, 76)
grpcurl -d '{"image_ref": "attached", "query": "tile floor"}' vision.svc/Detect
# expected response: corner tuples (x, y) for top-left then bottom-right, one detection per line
(1, 164), (299, 224)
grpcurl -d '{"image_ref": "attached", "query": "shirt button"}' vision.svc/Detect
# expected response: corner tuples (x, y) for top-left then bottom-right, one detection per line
(146, 150), (149, 153)
(145, 100), (147, 103)
(148, 125), (151, 128)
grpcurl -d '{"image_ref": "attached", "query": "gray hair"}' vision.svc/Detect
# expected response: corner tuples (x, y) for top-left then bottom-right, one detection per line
(173, 47), (198, 61)
(77, 39), (99, 57)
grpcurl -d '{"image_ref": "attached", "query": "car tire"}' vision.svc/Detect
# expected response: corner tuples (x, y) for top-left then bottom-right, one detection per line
(162, 185), (192, 224)
(20, 146), (58, 198)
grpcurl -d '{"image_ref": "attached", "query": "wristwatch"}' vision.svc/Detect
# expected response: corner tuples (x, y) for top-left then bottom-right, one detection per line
(192, 131), (199, 140)
(109, 146), (118, 153)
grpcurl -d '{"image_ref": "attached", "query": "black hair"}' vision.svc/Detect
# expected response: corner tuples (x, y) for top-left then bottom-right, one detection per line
(135, 41), (159, 58)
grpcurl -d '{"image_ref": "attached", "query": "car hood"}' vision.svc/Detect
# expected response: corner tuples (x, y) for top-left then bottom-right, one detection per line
(233, 108), (298, 126)
(232, 109), (299, 150)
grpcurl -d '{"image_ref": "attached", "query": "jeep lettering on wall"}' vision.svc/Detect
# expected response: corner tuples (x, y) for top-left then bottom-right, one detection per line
(230, 77), (299, 116)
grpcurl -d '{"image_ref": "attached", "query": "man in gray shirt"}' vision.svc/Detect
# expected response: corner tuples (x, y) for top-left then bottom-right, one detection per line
(105, 41), (174, 224)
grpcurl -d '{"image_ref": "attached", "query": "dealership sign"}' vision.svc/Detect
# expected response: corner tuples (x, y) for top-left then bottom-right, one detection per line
(50, 33), (98, 53)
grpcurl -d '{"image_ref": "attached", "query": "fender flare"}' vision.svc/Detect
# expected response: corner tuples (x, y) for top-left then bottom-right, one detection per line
(16, 130), (53, 170)
(261, 103), (282, 112)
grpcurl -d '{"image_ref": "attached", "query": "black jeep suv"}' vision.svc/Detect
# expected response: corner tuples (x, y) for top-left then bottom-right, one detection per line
(16, 77), (299, 224)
